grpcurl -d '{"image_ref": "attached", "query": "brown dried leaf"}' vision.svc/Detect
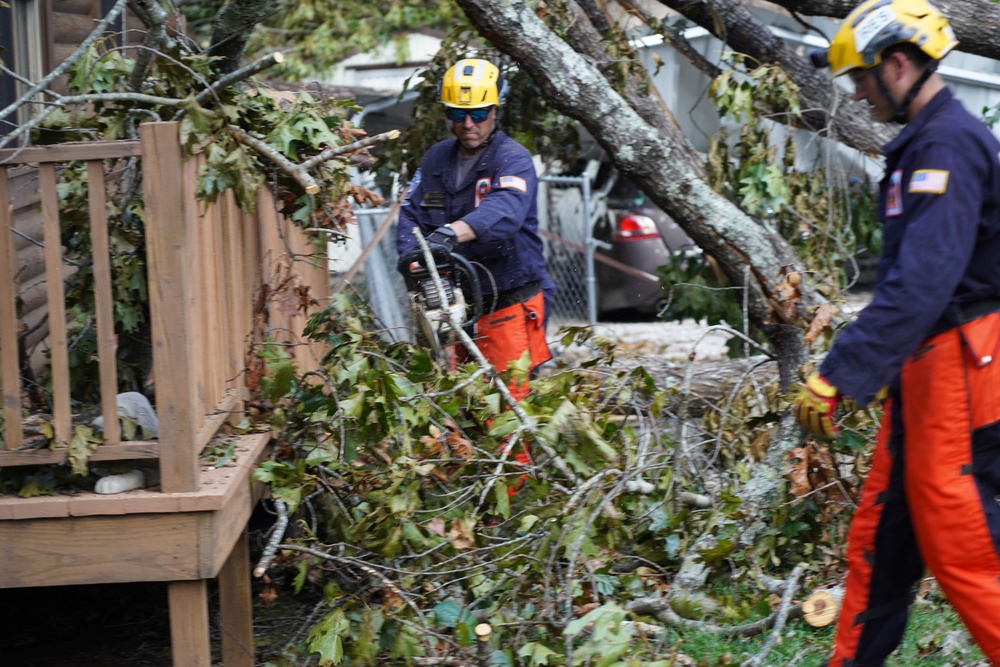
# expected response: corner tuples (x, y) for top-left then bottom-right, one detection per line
(750, 428), (773, 462)
(775, 268), (802, 321)
(447, 518), (476, 550)
(425, 517), (447, 537)
(350, 183), (386, 207)
(805, 302), (836, 345)
(382, 590), (405, 611)
(788, 446), (811, 498)
(421, 425), (445, 458)
(337, 127), (369, 139)
(429, 466), (452, 483)
(443, 420), (474, 462)
(372, 442), (393, 465)
(258, 575), (279, 607)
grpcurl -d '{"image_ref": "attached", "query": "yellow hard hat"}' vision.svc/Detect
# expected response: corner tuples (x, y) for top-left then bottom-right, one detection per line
(823, 0), (957, 76)
(439, 59), (508, 108)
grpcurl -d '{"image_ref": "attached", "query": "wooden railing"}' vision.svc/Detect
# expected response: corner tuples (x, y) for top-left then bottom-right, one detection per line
(0, 122), (329, 493)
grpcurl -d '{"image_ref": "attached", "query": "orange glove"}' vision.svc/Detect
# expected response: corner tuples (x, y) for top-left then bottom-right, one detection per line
(792, 372), (840, 437)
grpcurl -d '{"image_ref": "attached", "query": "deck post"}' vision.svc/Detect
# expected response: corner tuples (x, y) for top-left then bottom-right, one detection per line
(219, 529), (255, 667)
(140, 122), (200, 493)
(168, 579), (212, 667)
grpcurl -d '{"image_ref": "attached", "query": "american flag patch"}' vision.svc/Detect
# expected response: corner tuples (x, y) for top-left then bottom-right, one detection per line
(499, 175), (527, 192)
(909, 169), (949, 194)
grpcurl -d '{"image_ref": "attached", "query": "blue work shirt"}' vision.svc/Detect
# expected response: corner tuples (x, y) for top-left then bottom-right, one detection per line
(396, 131), (552, 306)
(821, 88), (1000, 404)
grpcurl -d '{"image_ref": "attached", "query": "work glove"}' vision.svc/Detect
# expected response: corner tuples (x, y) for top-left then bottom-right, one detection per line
(425, 225), (458, 254)
(792, 372), (840, 437)
(399, 227), (458, 271)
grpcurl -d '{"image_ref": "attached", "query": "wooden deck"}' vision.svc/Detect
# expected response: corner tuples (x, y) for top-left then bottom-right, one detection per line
(0, 432), (270, 666)
(0, 123), (329, 666)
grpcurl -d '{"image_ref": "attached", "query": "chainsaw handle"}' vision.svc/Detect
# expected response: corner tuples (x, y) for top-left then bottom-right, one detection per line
(449, 252), (483, 328)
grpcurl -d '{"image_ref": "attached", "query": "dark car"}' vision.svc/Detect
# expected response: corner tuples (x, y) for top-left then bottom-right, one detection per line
(593, 175), (698, 317)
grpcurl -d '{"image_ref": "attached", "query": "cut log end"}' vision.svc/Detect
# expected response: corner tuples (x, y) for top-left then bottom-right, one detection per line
(803, 589), (839, 627)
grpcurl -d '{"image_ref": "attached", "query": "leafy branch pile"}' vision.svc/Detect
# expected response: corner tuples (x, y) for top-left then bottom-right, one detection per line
(252, 295), (874, 666)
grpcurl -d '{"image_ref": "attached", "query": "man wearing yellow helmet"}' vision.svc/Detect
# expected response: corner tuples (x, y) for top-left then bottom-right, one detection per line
(397, 58), (553, 398)
(794, 0), (1000, 664)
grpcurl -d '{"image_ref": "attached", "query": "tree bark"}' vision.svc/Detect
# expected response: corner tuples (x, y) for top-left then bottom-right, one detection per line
(207, 0), (273, 75)
(772, 0), (1000, 63)
(455, 0), (818, 341)
(655, 0), (896, 156)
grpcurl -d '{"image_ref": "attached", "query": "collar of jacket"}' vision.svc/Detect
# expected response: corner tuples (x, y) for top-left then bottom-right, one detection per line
(883, 87), (954, 157)
(433, 131), (509, 192)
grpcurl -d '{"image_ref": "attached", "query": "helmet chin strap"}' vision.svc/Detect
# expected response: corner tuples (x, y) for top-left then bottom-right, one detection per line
(872, 60), (938, 124)
(458, 118), (500, 154)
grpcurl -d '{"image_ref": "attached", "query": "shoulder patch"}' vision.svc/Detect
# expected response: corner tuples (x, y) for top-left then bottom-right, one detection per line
(909, 169), (949, 194)
(499, 175), (527, 193)
(401, 169), (422, 207)
(886, 170), (903, 217)
(474, 178), (491, 208)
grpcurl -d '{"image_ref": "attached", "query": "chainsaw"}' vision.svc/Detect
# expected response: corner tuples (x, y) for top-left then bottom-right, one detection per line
(400, 230), (483, 360)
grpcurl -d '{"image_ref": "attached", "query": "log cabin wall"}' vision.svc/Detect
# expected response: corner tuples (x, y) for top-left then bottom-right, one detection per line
(48, 0), (141, 96)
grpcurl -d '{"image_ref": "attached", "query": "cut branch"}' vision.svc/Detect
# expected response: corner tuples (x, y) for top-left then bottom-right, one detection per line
(227, 125), (321, 195)
(299, 129), (401, 171)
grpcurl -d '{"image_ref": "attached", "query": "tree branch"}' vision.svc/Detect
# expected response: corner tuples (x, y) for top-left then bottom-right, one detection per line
(207, 0), (274, 75)
(652, 0), (895, 155)
(454, 0), (816, 332)
(773, 0), (1000, 62)
(227, 124), (321, 194)
(298, 129), (402, 171)
(127, 0), (180, 92)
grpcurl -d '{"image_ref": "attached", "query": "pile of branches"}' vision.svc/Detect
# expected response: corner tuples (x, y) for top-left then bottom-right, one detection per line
(250, 279), (873, 666)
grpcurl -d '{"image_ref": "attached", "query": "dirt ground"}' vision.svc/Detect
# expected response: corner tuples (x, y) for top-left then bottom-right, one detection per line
(0, 510), (321, 667)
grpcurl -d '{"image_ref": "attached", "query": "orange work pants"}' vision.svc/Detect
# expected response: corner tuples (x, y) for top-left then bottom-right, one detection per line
(830, 312), (1000, 665)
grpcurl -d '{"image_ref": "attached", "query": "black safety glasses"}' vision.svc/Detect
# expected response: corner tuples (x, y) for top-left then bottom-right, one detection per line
(445, 107), (491, 123)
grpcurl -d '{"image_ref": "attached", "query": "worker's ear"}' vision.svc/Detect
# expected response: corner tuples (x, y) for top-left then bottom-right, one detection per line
(884, 50), (907, 81)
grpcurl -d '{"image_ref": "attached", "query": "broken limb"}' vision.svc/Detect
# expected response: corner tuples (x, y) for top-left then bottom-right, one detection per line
(253, 498), (288, 578)
(228, 125), (321, 194)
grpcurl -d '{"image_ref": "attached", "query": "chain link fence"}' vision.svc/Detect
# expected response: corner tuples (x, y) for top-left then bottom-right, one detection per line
(537, 174), (597, 326)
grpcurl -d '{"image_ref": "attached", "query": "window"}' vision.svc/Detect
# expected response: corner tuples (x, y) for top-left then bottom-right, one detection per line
(1, 0), (46, 134)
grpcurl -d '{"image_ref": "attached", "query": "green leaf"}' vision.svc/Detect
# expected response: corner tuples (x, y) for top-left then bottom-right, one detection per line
(270, 361), (297, 401)
(292, 559), (310, 594)
(518, 514), (541, 533)
(493, 480), (510, 519)
(517, 642), (558, 666)
(491, 650), (515, 667)
(455, 620), (473, 647)
(67, 425), (100, 476)
(433, 600), (464, 628)
(307, 608), (350, 665)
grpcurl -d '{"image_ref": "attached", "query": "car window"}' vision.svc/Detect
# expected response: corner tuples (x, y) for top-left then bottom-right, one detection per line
(607, 177), (647, 209)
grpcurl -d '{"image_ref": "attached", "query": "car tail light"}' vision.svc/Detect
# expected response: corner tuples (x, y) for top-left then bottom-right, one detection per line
(613, 214), (661, 242)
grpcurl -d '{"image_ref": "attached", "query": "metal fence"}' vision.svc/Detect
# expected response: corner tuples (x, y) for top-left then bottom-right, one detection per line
(537, 174), (597, 326)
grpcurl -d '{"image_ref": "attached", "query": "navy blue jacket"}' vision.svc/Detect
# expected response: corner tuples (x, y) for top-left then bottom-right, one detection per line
(821, 88), (1000, 403)
(396, 132), (552, 304)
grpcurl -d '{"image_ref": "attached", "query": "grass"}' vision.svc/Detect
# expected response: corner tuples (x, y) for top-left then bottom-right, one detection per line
(650, 587), (986, 667)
